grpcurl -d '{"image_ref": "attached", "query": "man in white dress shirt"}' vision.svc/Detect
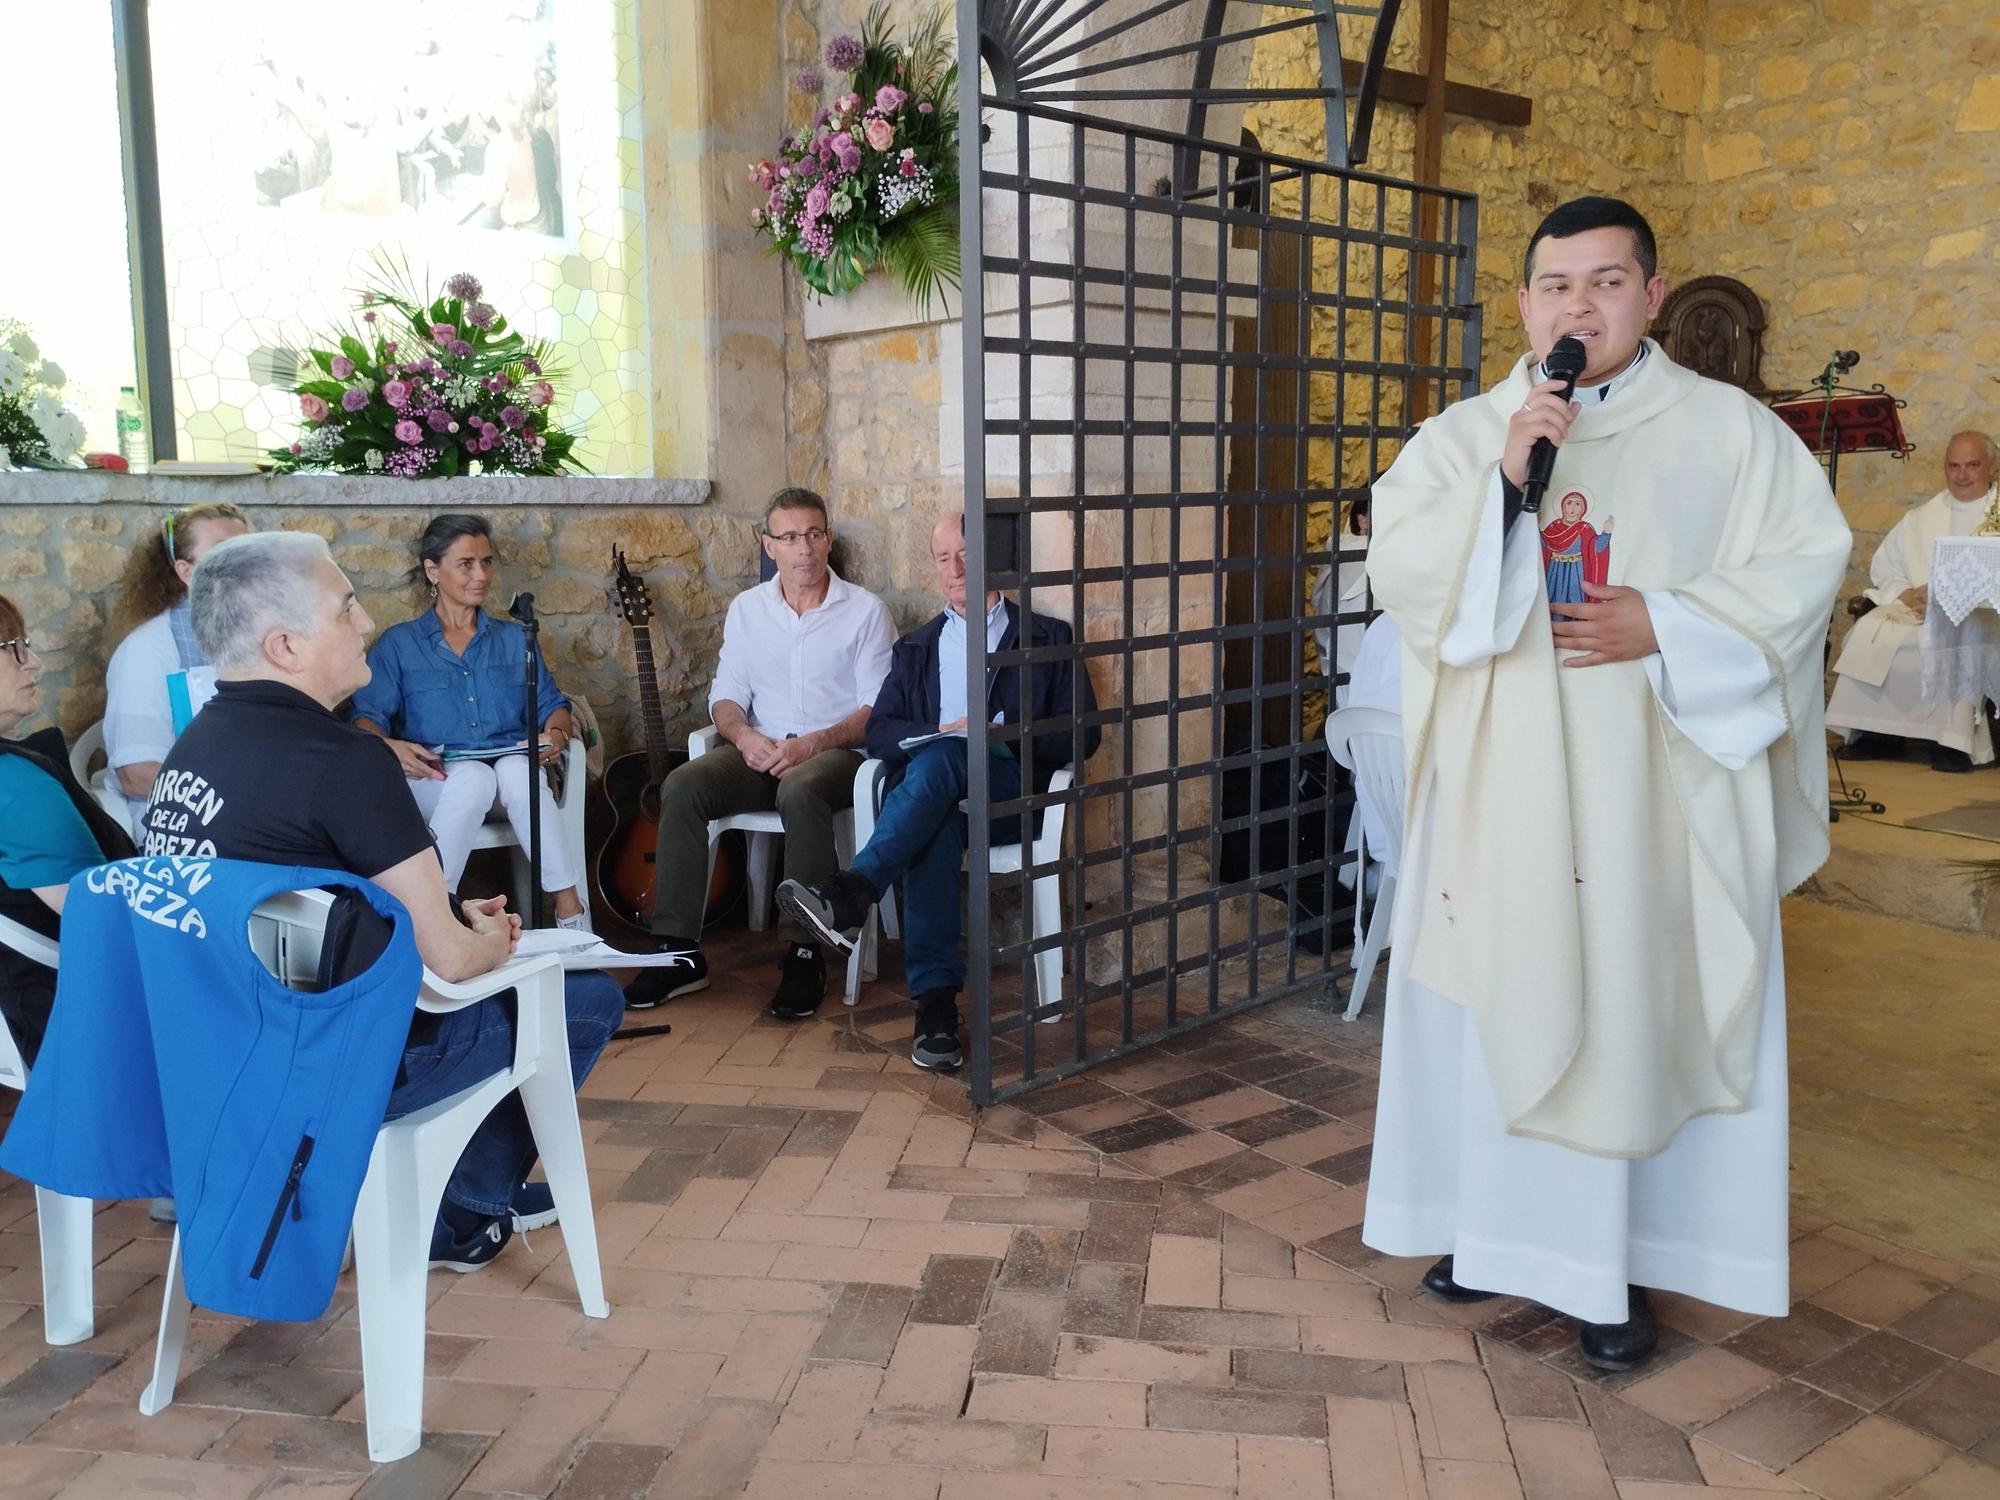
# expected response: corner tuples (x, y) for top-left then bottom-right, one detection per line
(627, 488), (895, 1018)
(1826, 431), (1998, 772)
(1363, 197), (1848, 1373)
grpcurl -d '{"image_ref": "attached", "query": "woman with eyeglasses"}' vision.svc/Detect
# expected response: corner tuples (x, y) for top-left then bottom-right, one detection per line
(0, 592), (136, 1066)
(350, 513), (589, 929)
(102, 502), (252, 828)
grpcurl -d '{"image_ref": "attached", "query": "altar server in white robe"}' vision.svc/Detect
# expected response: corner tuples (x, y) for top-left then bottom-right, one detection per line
(1826, 431), (1997, 771)
(1362, 197), (1850, 1372)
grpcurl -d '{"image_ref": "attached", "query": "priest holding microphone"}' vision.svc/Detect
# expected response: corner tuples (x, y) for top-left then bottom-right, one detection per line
(1360, 197), (1851, 1370)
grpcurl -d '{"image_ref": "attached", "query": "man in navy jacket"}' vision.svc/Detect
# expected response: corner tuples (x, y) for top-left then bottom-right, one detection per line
(778, 514), (1098, 1070)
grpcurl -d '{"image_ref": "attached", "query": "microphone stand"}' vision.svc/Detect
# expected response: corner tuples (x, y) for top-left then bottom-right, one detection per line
(509, 592), (546, 928)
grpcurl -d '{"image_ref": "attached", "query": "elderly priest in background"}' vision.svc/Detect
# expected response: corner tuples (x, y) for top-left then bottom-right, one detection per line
(1826, 430), (1998, 772)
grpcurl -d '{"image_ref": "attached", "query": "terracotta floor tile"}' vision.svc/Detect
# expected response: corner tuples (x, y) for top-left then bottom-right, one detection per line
(1148, 1382), (1329, 1439)
(1779, 1413), (1952, 1500)
(1884, 1362), (2000, 1450)
(1688, 1436), (1806, 1491)
(1796, 1331), (1951, 1410)
(1326, 1393), (1429, 1499)
(1206, 1168), (1330, 1221)
(967, 1372), (1149, 1428)
(1256, 1118), (1372, 1167)
(1114, 1130), (1241, 1180)
(1237, 1433), (1334, 1500)
(1893, 1288), (2000, 1360)
(1041, 1424), (1238, 1487)
(1811, 1261), (1953, 1329)
(1053, 1331), (1233, 1386)
(1508, 1417), (1618, 1499)
(1895, 1455), (2000, 1499)
(1698, 1381), (1865, 1471)
(1620, 1346), (1780, 1428)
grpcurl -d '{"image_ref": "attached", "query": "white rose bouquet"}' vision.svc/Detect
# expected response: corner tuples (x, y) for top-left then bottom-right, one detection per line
(0, 321), (87, 469)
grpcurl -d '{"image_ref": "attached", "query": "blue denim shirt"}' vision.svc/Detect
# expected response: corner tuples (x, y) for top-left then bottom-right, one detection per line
(350, 610), (565, 752)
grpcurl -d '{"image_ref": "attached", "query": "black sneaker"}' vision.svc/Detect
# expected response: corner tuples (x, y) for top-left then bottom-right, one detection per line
(1929, 744), (1974, 773)
(428, 1214), (511, 1273)
(624, 940), (709, 1009)
(776, 870), (877, 952)
(911, 989), (963, 1072)
(769, 943), (827, 1020)
(510, 1181), (558, 1233)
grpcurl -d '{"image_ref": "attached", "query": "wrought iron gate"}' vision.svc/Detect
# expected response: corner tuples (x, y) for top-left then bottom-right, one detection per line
(955, 0), (1481, 1105)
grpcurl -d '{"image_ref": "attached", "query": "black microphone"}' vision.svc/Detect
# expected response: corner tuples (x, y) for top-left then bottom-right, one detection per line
(1519, 335), (1589, 516)
(508, 592), (537, 626)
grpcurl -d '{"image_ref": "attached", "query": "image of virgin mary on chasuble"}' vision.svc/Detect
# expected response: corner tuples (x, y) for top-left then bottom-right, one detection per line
(1540, 487), (1613, 604)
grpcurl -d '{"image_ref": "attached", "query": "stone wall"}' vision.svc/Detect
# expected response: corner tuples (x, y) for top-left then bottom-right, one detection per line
(1686, 0), (2000, 606)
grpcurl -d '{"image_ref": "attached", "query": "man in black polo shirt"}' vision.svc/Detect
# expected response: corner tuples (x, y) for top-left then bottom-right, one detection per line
(142, 531), (624, 1272)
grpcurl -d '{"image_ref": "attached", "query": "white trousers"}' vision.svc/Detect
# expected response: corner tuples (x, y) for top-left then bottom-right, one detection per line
(1827, 639), (1995, 761)
(409, 756), (576, 893)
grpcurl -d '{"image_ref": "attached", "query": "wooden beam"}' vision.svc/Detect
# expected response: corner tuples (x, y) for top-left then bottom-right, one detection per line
(1341, 58), (1532, 128)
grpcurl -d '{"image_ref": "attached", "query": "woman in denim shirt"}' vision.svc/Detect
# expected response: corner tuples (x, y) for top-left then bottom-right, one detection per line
(351, 514), (589, 928)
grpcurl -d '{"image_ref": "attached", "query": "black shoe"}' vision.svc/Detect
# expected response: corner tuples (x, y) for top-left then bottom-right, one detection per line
(428, 1214), (512, 1273)
(1421, 1255), (1499, 1303)
(1929, 745), (1974, 773)
(1579, 1286), (1658, 1372)
(1839, 731), (1908, 761)
(769, 943), (827, 1020)
(911, 989), (963, 1072)
(509, 1182), (558, 1233)
(624, 940), (709, 1009)
(776, 871), (877, 953)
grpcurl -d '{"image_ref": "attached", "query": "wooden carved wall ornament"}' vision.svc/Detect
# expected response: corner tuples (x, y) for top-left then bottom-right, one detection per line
(1649, 276), (1769, 394)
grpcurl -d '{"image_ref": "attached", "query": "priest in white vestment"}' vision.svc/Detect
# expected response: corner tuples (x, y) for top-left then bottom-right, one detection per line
(1360, 198), (1850, 1373)
(1826, 431), (1998, 771)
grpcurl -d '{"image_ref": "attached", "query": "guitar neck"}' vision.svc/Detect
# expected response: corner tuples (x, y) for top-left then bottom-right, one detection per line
(631, 628), (671, 782)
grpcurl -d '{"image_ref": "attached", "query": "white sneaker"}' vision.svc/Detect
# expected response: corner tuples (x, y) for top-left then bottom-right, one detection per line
(555, 910), (593, 933)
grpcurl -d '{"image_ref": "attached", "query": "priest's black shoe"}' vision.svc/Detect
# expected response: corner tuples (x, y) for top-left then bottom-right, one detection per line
(1421, 1255), (1499, 1303)
(1838, 731), (1906, 761)
(1578, 1286), (1658, 1372)
(1929, 744), (1973, 773)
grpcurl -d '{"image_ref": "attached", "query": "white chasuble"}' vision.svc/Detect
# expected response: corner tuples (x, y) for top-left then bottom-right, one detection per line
(1359, 343), (1850, 1321)
(1827, 487), (1997, 760)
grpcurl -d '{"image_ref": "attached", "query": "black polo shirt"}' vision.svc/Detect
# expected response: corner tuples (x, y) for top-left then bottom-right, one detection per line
(141, 678), (434, 880)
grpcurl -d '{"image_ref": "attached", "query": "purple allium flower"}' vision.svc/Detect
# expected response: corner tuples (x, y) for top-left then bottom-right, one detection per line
(824, 33), (862, 71)
(362, 310), (377, 322)
(501, 405), (525, 429)
(875, 84), (907, 113)
(465, 302), (497, 329)
(792, 66), (824, 96)
(430, 322), (458, 343)
(394, 419), (423, 444)
(329, 355), (355, 379)
(340, 387), (369, 412)
(382, 379), (410, 406)
(444, 272), (483, 302)
(451, 339), (473, 359)
(427, 409), (453, 431)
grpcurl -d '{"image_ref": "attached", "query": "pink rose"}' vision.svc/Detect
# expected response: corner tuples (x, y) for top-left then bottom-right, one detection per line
(382, 379), (410, 406)
(528, 380), (554, 407)
(394, 419), (423, 444)
(874, 84), (907, 114)
(864, 116), (894, 151)
(298, 392), (329, 422)
(430, 322), (457, 343)
(329, 355), (355, 379)
(835, 91), (861, 115)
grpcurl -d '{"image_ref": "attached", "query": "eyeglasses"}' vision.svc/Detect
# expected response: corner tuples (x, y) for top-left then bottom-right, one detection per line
(0, 636), (33, 666)
(766, 527), (830, 547)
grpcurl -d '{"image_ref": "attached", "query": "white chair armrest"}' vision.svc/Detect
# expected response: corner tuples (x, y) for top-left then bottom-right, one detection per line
(852, 758), (889, 849)
(689, 725), (722, 759)
(0, 913), (59, 970)
(418, 952), (564, 1011)
(1029, 764), (1076, 862)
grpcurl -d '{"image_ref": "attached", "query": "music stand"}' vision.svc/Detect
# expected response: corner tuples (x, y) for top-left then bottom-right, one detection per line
(1769, 351), (1912, 819)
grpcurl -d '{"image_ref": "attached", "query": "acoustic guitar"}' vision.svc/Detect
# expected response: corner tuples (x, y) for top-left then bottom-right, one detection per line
(584, 549), (741, 950)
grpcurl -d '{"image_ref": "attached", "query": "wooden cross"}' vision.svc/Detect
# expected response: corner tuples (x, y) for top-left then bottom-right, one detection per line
(1355, 0), (1533, 421)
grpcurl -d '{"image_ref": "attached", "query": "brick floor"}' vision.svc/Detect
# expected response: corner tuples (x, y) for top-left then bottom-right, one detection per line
(0, 926), (1994, 1497)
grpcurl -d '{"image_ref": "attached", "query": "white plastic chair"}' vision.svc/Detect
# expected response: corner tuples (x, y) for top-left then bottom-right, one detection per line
(137, 887), (610, 1463)
(1323, 707), (1404, 1022)
(851, 757), (1077, 1017)
(687, 725), (867, 1004)
(467, 735), (590, 921)
(67, 720), (136, 835)
(0, 913), (102, 1347)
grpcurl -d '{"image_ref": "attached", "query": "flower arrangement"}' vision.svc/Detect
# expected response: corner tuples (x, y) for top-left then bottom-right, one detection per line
(269, 262), (579, 477)
(751, 2), (960, 316)
(0, 321), (86, 469)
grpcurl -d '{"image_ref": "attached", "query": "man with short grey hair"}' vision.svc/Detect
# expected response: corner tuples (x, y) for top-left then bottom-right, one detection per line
(1828, 429), (1998, 771)
(140, 532), (625, 1273)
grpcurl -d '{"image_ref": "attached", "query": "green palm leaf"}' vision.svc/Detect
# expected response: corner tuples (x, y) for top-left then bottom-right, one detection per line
(881, 198), (960, 319)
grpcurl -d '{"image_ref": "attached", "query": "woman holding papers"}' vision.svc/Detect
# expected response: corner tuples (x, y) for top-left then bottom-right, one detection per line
(352, 513), (588, 928)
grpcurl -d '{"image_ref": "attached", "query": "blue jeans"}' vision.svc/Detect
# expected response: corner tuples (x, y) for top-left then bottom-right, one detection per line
(850, 740), (1021, 1000)
(383, 969), (624, 1219)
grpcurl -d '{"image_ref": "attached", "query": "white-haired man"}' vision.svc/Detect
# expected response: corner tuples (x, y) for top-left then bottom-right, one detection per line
(1827, 430), (1998, 771)
(139, 531), (624, 1273)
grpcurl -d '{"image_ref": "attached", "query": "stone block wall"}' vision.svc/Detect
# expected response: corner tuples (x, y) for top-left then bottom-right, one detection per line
(1686, 0), (2000, 608)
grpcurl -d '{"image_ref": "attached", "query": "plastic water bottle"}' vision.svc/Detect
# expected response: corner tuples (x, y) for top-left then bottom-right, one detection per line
(116, 386), (150, 473)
